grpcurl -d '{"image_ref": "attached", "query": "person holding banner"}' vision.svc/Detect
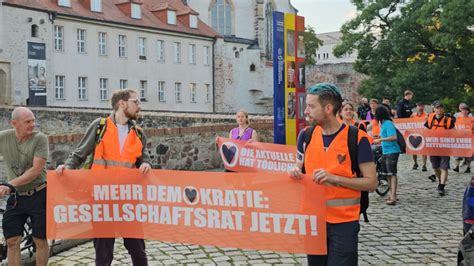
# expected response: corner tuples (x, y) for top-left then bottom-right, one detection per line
(228, 110), (258, 142)
(411, 102), (428, 171)
(0, 107), (49, 266)
(340, 102), (367, 132)
(424, 101), (456, 196)
(373, 106), (401, 205)
(289, 83), (377, 266)
(56, 89), (151, 265)
(453, 104), (472, 173)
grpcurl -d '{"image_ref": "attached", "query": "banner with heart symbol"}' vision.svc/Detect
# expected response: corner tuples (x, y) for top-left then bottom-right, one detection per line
(46, 169), (327, 254)
(216, 137), (297, 173)
(404, 129), (474, 156)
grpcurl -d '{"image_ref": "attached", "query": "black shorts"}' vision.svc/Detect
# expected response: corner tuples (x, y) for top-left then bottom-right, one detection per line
(381, 153), (400, 177)
(2, 188), (46, 240)
(430, 156), (450, 170)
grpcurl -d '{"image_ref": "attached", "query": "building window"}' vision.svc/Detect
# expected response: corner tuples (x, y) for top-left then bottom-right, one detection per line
(204, 84), (211, 103)
(210, 0), (233, 35)
(265, 1), (275, 60)
(99, 78), (108, 101)
(203, 46), (210, 65)
(190, 15), (198, 28)
(77, 29), (86, 54)
(54, 25), (64, 51)
(189, 44), (196, 64)
(205, 84), (211, 103)
(58, 0), (71, 7)
(167, 10), (177, 25)
(158, 81), (165, 102)
(91, 0), (102, 12)
(190, 83), (196, 103)
(119, 79), (128, 89)
(139, 37), (146, 60)
(250, 63), (256, 72)
(118, 35), (127, 57)
(31, 25), (39, 38)
(157, 40), (165, 61)
(174, 42), (181, 63)
(140, 80), (147, 100)
(131, 3), (141, 19)
(78, 77), (87, 100)
(98, 32), (107, 56)
(55, 75), (65, 100)
(175, 82), (182, 102)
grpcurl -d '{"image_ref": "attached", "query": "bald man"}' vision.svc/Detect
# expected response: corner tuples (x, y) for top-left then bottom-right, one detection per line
(0, 107), (49, 266)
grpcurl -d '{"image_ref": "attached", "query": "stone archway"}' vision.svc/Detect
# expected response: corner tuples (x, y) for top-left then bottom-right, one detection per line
(0, 62), (12, 106)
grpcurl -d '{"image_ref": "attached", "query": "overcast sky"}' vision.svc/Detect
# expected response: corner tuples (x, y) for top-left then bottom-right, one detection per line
(291, 0), (357, 34)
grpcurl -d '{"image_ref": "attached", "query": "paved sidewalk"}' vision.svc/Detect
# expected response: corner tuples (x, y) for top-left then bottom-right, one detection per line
(34, 156), (473, 264)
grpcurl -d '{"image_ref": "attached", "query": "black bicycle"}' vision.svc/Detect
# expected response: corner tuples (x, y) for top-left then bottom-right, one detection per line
(0, 183), (37, 262)
(372, 145), (389, 196)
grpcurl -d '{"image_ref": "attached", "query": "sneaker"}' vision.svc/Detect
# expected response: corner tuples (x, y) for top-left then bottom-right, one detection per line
(428, 175), (436, 182)
(412, 163), (419, 170)
(453, 166), (459, 172)
(422, 165), (427, 172)
(465, 167), (471, 174)
(438, 186), (445, 196)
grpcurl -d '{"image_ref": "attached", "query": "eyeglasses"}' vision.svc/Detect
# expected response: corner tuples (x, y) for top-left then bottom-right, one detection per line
(127, 98), (141, 105)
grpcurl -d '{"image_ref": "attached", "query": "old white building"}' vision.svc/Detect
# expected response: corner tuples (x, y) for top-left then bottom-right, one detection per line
(188, 0), (297, 114)
(0, 0), (218, 112)
(315, 31), (357, 65)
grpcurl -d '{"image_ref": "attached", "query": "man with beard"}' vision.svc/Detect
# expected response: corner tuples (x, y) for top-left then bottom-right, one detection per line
(56, 89), (151, 265)
(289, 83), (376, 265)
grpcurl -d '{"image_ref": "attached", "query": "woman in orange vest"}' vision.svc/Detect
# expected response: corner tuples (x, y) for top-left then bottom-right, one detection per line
(410, 102), (428, 171)
(340, 102), (367, 132)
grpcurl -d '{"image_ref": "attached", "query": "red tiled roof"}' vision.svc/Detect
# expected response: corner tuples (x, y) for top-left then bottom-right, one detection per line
(3, 0), (219, 38)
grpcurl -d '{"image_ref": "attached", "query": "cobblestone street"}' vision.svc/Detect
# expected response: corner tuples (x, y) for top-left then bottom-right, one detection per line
(2, 155), (469, 264)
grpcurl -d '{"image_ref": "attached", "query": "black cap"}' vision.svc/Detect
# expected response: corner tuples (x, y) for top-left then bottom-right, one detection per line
(432, 101), (444, 108)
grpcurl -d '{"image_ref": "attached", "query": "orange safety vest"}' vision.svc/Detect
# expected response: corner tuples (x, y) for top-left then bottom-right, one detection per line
(304, 126), (361, 224)
(412, 112), (427, 119)
(426, 113), (454, 130)
(91, 117), (143, 169)
(455, 116), (472, 130)
(371, 120), (380, 136)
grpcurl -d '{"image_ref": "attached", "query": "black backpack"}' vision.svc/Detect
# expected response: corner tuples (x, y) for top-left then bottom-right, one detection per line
(395, 128), (406, 154)
(301, 125), (370, 222)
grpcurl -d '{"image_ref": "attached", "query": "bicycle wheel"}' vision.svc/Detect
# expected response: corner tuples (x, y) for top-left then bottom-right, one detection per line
(376, 178), (389, 196)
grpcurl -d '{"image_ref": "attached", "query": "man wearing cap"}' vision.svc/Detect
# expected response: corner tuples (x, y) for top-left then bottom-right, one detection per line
(289, 83), (377, 265)
(425, 101), (456, 196)
(0, 107), (49, 266)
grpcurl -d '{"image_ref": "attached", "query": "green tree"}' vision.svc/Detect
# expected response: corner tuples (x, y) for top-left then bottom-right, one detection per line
(334, 0), (474, 110)
(304, 25), (323, 65)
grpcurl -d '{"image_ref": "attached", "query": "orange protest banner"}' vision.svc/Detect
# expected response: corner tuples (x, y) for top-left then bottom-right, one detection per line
(393, 117), (426, 133)
(47, 169), (327, 255)
(404, 129), (473, 157)
(216, 137), (297, 173)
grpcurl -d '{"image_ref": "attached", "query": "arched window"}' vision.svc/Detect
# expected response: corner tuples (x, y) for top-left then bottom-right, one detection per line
(210, 0), (233, 36)
(250, 64), (256, 72)
(265, 1), (275, 60)
(31, 25), (39, 38)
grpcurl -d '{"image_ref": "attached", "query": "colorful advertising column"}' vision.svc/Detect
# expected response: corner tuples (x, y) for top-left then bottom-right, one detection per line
(273, 12), (306, 144)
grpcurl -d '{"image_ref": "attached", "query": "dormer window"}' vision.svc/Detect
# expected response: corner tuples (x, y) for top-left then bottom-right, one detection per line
(190, 15), (198, 28)
(167, 10), (177, 25)
(58, 0), (71, 7)
(131, 3), (141, 19)
(91, 0), (102, 12)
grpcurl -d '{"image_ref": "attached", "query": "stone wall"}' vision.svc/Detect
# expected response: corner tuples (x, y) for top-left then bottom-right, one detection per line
(306, 63), (367, 102)
(0, 107), (274, 170)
